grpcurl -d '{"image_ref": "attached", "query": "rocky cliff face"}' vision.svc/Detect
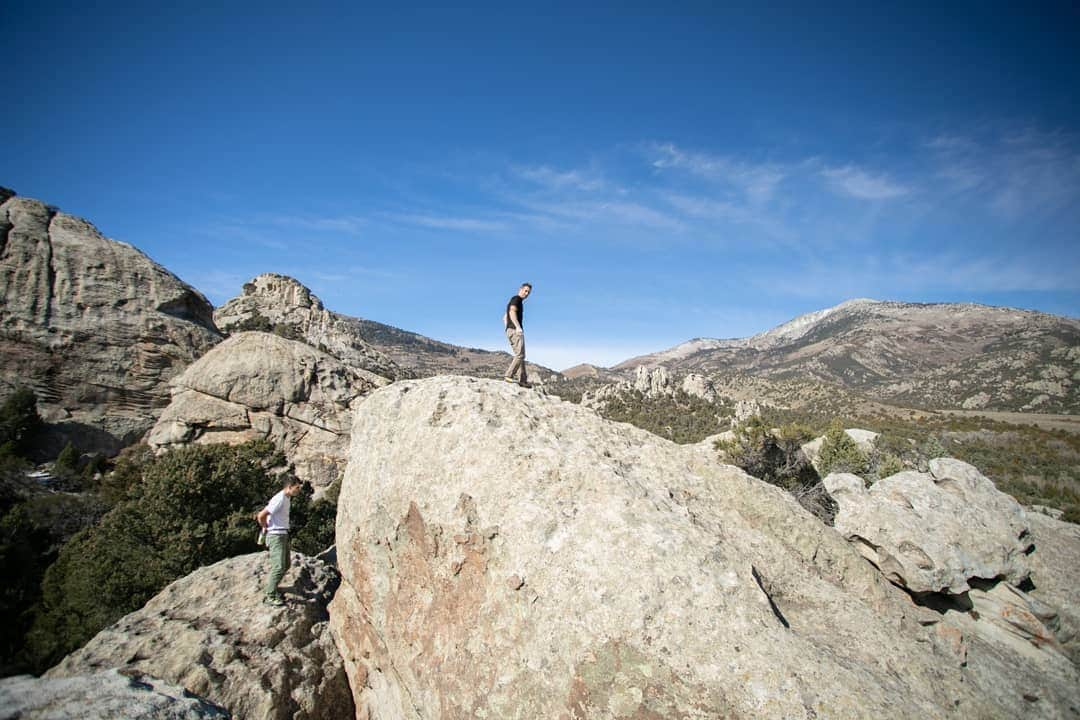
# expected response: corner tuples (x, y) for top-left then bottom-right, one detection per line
(47, 552), (353, 720)
(616, 299), (1080, 413)
(0, 193), (222, 451)
(330, 376), (1080, 719)
(147, 332), (389, 492)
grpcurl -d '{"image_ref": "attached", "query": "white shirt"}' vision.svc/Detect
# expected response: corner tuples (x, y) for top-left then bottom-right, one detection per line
(265, 490), (291, 534)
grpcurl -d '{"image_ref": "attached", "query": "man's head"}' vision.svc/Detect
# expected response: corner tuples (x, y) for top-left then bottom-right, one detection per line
(283, 477), (304, 497)
(518, 283), (532, 299)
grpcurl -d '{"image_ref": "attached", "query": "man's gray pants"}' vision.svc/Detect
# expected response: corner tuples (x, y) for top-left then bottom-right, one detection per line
(265, 532), (290, 598)
(505, 328), (527, 382)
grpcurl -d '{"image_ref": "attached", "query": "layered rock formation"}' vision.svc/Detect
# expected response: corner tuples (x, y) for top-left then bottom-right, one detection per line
(0, 193), (222, 451)
(1026, 512), (1080, 665)
(0, 668), (229, 719)
(824, 459), (1031, 595)
(47, 552), (352, 720)
(825, 459), (1080, 711)
(147, 332), (389, 492)
(330, 376), (1080, 719)
(214, 274), (402, 380)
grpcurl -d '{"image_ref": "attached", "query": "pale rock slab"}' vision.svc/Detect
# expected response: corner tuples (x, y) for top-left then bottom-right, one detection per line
(47, 553), (352, 720)
(147, 332), (389, 493)
(0, 668), (229, 719)
(0, 196), (222, 450)
(328, 375), (1075, 719)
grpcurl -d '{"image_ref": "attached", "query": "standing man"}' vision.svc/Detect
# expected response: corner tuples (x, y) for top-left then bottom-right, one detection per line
(257, 477), (304, 606)
(503, 282), (532, 388)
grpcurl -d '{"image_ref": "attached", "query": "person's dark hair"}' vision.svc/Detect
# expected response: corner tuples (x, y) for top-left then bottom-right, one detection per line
(520, 283), (532, 290)
(283, 476), (302, 488)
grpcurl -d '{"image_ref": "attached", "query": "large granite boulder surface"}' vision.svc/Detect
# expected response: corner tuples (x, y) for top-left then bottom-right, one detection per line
(0, 668), (229, 719)
(0, 195), (222, 451)
(147, 332), (389, 492)
(329, 376), (1079, 719)
(47, 552), (352, 720)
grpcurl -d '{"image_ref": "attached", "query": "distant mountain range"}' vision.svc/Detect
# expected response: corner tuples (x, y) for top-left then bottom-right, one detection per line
(608, 298), (1080, 414)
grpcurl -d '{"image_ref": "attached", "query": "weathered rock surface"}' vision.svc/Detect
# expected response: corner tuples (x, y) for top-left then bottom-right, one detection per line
(147, 332), (388, 492)
(824, 459), (1031, 595)
(47, 552), (352, 720)
(0, 194), (222, 451)
(330, 375), (1079, 719)
(214, 273), (402, 380)
(0, 668), (229, 719)
(1026, 511), (1080, 665)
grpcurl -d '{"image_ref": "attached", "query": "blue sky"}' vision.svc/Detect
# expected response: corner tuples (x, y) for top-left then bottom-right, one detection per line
(4, 1), (1079, 369)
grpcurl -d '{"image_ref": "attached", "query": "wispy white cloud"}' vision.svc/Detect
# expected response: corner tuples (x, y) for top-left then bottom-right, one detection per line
(649, 142), (787, 204)
(268, 214), (367, 235)
(513, 165), (605, 192)
(664, 193), (793, 241)
(388, 213), (510, 232)
(820, 165), (910, 200)
(520, 198), (686, 232)
(926, 128), (1080, 218)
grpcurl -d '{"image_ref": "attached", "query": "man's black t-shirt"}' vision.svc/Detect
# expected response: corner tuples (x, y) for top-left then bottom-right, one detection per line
(506, 295), (524, 330)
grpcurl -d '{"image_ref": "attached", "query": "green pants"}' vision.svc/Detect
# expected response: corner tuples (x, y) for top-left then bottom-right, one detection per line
(265, 533), (291, 598)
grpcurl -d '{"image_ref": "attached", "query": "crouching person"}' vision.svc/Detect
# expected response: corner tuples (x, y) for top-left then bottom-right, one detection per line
(257, 477), (304, 606)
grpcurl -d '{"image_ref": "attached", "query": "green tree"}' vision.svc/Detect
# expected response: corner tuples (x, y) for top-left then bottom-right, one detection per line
(54, 442), (80, 476)
(24, 440), (283, 671)
(0, 387), (43, 457)
(818, 421), (869, 478)
(290, 478), (340, 556)
(717, 417), (817, 491)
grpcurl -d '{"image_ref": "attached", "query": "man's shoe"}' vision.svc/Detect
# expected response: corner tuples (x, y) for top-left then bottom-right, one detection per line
(263, 595), (285, 607)
(518, 380), (533, 388)
(503, 377), (516, 383)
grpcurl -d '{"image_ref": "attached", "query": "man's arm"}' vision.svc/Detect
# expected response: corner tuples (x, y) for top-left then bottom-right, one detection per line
(256, 508), (270, 529)
(509, 306), (522, 332)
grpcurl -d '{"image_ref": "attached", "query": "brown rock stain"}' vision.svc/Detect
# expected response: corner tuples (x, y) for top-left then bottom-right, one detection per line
(382, 499), (499, 716)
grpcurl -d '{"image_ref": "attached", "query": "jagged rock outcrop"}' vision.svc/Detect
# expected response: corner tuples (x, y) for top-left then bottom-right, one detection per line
(824, 458), (1031, 595)
(330, 376), (1079, 719)
(801, 428), (879, 470)
(0, 668), (230, 718)
(0, 194), (222, 451)
(47, 552), (352, 720)
(214, 274), (402, 380)
(147, 332), (389, 492)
